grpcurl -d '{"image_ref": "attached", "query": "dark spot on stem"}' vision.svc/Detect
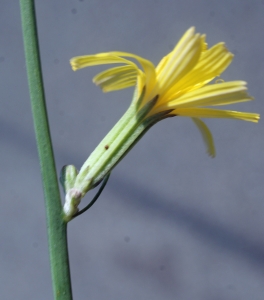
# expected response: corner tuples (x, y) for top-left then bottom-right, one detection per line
(104, 145), (109, 150)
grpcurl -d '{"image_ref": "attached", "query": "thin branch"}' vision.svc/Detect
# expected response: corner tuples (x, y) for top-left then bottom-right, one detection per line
(74, 173), (111, 218)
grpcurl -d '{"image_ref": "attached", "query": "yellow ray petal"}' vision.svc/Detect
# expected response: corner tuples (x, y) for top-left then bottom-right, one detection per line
(200, 34), (208, 51)
(192, 117), (215, 157)
(168, 81), (252, 108)
(174, 107), (260, 123)
(109, 51), (156, 93)
(93, 65), (137, 84)
(99, 78), (137, 92)
(166, 43), (233, 99)
(70, 53), (137, 71)
(157, 27), (203, 94)
(93, 65), (138, 91)
(155, 53), (169, 74)
(71, 53), (147, 95)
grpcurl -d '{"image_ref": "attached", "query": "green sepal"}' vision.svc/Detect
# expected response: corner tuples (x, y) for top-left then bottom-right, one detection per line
(87, 107), (172, 187)
(60, 165), (79, 194)
(74, 91), (157, 192)
(140, 109), (174, 129)
(135, 85), (146, 109)
(136, 93), (159, 120)
(108, 110), (174, 171)
(75, 85), (147, 185)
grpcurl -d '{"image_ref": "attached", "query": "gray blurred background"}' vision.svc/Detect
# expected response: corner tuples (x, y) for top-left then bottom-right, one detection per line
(1, 1), (264, 299)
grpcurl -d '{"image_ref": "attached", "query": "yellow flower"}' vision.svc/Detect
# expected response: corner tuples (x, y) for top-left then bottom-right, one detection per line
(71, 27), (259, 157)
(63, 27), (259, 220)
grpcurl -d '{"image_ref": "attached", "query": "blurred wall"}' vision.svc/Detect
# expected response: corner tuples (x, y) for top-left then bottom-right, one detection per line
(1, 1), (264, 299)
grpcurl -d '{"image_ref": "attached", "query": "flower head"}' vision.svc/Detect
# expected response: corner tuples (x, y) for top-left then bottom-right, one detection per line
(63, 27), (260, 221)
(71, 27), (259, 157)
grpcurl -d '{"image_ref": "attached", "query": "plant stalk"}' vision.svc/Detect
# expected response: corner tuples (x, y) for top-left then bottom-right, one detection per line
(19, 1), (73, 299)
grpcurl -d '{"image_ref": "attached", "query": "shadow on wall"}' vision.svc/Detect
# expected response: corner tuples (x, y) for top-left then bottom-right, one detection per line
(2, 118), (264, 272)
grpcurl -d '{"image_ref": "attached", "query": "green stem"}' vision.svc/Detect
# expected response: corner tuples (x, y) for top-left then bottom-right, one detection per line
(19, 1), (73, 299)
